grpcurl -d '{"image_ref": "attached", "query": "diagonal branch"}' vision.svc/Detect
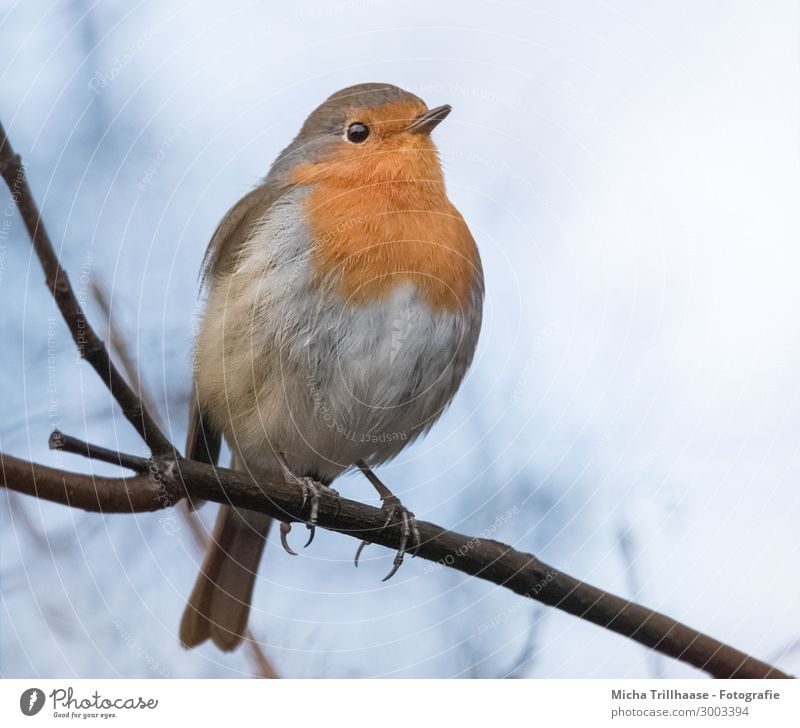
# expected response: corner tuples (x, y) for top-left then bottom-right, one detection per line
(0, 117), (792, 680)
(0, 121), (173, 458)
(0, 445), (791, 679)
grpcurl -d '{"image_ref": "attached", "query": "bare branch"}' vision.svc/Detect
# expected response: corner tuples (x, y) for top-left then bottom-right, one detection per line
(0, 121), (173, 457)
(49, 429), (151, 472)
(0, 452), (177, 513)
(0, 447), (791, 679)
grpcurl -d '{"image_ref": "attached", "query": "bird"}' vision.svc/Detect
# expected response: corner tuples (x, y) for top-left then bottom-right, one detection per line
(179, 82), (484, 652)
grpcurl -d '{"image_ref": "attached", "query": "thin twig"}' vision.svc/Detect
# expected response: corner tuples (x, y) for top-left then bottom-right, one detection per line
(49, 430), (151, 472)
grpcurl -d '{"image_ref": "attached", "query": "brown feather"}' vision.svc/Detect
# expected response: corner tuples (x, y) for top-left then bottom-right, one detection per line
(200, 180), (285, 286)
(179, 496), (272, 652)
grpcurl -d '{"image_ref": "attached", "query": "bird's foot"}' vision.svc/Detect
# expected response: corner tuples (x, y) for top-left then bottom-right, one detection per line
(298, 478), (339, 547)
(275, 454), (339, 550)
(355, 494), (421, 581)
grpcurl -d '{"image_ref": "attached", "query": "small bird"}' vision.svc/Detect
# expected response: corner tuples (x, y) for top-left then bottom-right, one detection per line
(180, 83), (484, 651)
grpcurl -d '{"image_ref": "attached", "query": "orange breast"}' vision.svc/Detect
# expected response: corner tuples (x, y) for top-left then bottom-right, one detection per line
(290, 143), (479, 312)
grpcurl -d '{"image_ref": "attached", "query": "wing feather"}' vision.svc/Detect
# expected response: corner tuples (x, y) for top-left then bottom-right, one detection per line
(200, 180), (285, 287)
(188, 179), (285, 463)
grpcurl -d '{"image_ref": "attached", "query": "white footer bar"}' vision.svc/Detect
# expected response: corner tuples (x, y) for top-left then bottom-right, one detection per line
(1, 678), (797, 727)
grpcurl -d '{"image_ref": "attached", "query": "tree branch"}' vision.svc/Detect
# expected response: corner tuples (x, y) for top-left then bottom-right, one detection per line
(49, 429), (151, 472)
(0, 118), (792, 680)
(0, 452), (174, 513)
(0, 445), (790, 679)
(0, 121), (173, 457)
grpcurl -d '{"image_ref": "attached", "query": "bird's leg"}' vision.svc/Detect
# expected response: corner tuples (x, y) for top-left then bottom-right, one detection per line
(274, 452), (339, 551)
(354, 460), (421, 580)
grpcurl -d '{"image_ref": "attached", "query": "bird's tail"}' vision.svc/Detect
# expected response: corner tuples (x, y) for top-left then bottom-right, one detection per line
(179, 505), (272, 651)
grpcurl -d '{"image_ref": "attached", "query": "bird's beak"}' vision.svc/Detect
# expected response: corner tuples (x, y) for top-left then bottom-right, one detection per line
(407, 104), (452, 134)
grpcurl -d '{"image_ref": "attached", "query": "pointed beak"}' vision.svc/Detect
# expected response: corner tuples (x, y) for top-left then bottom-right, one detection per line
(407, 104), (452, 135)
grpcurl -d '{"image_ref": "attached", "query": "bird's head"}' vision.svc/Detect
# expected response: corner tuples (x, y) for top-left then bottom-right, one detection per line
(274, 83), (451, 190)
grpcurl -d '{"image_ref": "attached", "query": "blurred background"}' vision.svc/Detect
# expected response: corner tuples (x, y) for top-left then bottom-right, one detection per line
(1, 0), (798, 678)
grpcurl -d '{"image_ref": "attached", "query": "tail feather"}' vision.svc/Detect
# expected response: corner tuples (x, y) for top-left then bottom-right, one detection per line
(180, 505), (272, 651)
(181, 397), (271, 651)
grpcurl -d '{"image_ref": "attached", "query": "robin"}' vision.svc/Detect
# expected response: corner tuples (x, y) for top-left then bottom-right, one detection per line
(180, 83), (484, 651)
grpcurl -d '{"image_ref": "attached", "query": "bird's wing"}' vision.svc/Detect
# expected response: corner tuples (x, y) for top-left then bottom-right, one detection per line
(200, 179), (285, 287)
(187, 179), (286, 464)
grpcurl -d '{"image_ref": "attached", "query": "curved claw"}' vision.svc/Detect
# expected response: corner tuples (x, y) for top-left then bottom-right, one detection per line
(354, 539), (369, 567)
(304, 524), (316, 548)
(379, 504), (417, 580)
(355, 463), (421, 579)
(280, 522), (298, 556)
(382, 553), (403, 582)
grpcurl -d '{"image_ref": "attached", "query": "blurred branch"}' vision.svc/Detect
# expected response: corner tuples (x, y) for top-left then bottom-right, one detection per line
(2, 489), (104, 590)
(503, 609), (541, 678)
(0, 119), (792, 681)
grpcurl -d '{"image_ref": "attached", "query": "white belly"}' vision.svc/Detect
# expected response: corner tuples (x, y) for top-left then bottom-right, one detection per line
(194, 193), (482, 483)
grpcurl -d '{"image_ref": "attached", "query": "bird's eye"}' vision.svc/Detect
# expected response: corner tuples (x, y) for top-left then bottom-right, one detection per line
(346, 122), (370, 143)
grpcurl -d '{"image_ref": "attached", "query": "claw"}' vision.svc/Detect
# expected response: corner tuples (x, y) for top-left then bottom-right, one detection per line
(298, 478), (338, 541)
(354, 539), (369, 567)
(280, 522), (298, 556)
(382, 508), (410, 580)
(274, 453), (339, 546)
(353, 492), (420, 579)
(382, 553), (404, 581)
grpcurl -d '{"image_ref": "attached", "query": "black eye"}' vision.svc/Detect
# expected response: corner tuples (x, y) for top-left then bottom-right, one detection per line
(346, 122), (370, 143)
